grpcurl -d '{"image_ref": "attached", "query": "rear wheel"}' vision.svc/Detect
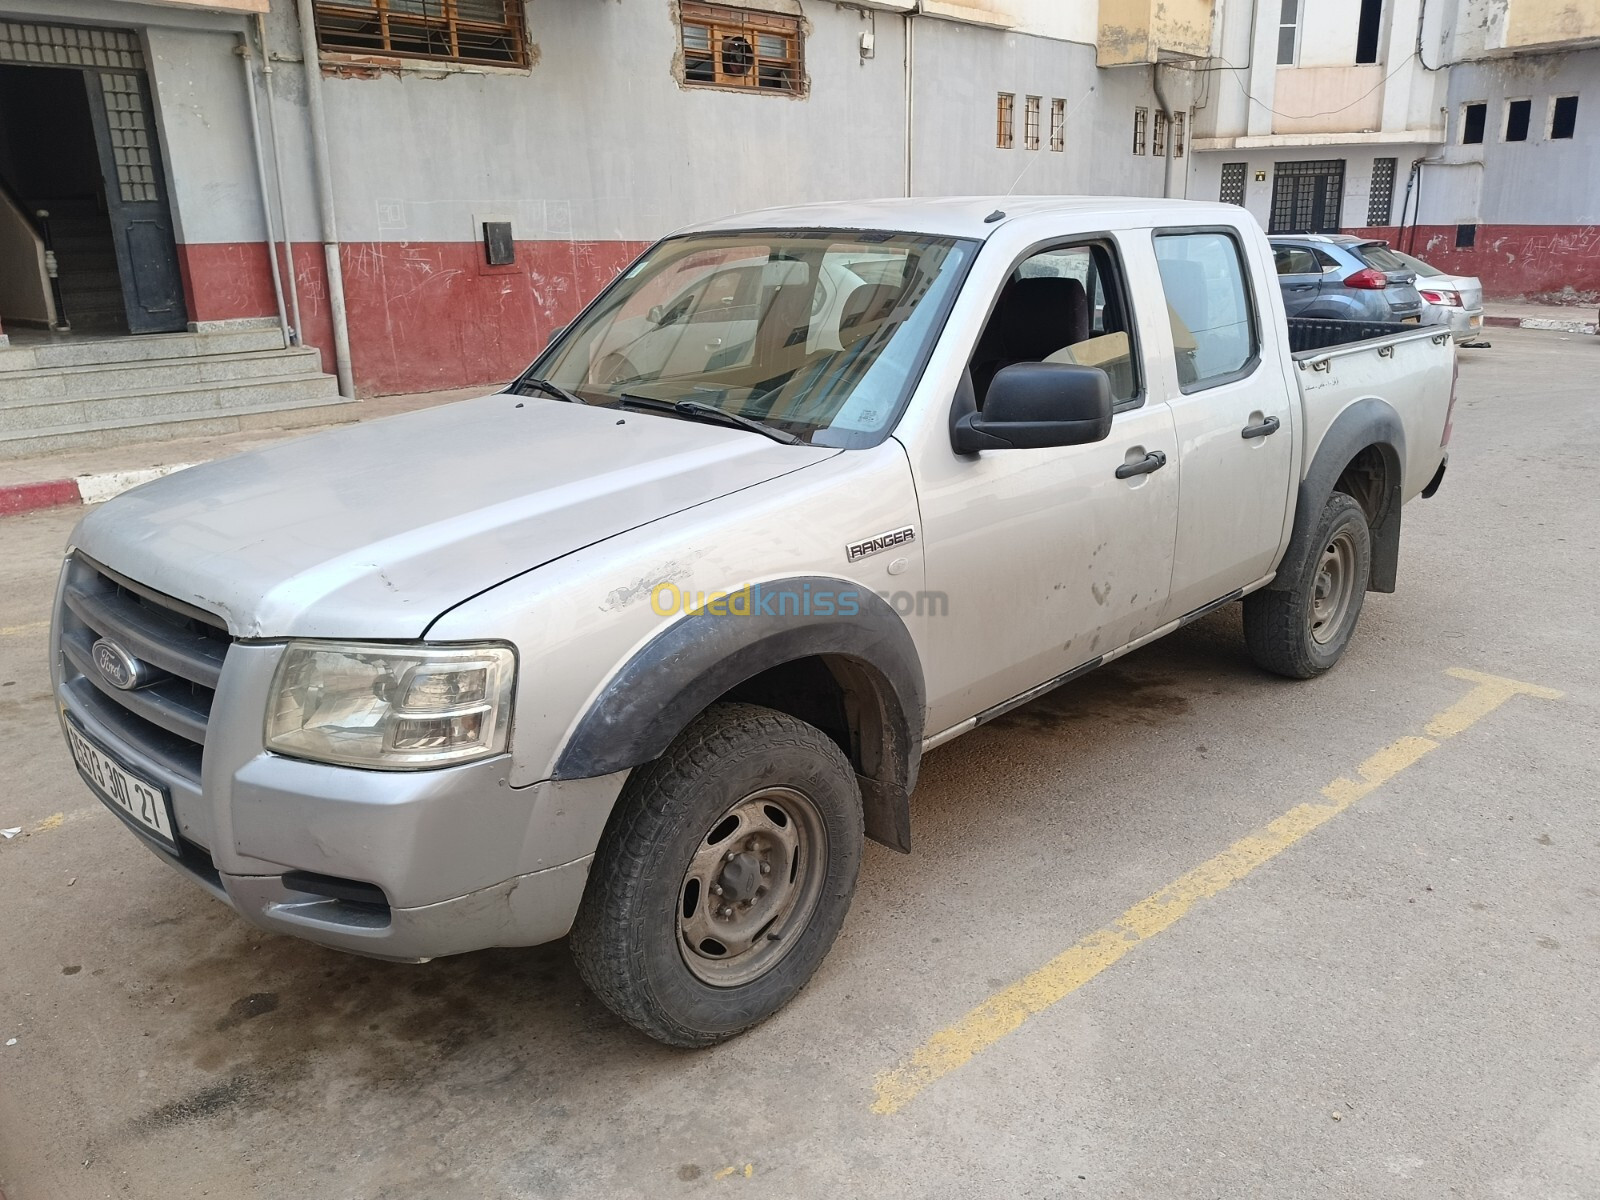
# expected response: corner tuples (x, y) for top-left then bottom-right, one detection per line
(569, 703), (863, 1047)
(1244, 491), (1371, 679)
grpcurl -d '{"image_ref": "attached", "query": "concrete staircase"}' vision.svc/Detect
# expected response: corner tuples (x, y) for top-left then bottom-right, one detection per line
(0, 324), (356, 460)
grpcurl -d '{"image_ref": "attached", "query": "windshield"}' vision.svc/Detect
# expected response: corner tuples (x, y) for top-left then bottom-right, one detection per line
(525, 230), (976, 447)
(1389, 249), (1445, 278)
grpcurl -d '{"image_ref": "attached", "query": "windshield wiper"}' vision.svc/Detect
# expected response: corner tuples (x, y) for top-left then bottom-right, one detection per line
(514, 376), (586, 405)
(618, 394), (801, 445)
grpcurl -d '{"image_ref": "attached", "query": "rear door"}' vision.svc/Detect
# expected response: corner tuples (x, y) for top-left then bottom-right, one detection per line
(1151, 227), (1295, 621)
(1272, 242), (1323, 317)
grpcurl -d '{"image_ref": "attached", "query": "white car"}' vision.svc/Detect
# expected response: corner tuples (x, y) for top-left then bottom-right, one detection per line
(54, 197), (1457, 1046)
(1391, 249), (1485, 342)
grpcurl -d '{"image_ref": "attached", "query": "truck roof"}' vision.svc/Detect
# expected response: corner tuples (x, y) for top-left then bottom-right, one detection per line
(688, 195), (1251, 240)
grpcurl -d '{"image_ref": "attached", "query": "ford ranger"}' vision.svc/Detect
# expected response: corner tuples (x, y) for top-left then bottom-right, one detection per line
(51, 197), (1455, 1046)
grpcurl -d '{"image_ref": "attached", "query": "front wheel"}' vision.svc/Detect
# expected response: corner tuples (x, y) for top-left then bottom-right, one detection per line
(569, 703), (863, 1047)
(1243, 491), (1372, 679)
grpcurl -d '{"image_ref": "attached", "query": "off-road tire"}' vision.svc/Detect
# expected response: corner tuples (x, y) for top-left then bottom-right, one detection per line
(1244, 491), (1372, 679)
(569, 702), (863, 1047)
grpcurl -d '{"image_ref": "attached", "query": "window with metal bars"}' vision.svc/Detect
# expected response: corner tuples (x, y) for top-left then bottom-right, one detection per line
(1267, 159), (1345, 234)
(997, 92), (1015, 148)
(680, 2), (803, 95)
(1132, 107), (1147, 154)
(1049, 98), (1065, 151)
(1172, 111), (1185, 158)
(1153, 109), (1168, 156)
(312, 0), (528, 67)
(1024, 96), (1041, 150)
(1367, 157), (1396, 225)
(1219, 162), (1247, 205)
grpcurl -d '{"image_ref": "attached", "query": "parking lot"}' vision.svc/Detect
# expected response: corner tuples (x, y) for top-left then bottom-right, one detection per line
(1, 325), (1596, 1200)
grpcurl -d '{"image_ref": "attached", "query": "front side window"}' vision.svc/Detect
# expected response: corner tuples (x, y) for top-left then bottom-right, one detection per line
(313, 0), (527, 67)
(971, 243), (1141, 409)
(526, 231), (975, 448)
(681, 2), (802, 95)
(1154, 231), (1258, 390)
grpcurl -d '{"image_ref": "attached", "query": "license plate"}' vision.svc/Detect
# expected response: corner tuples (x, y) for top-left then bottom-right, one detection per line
(65, 717), (176, 849)
(1402, 315), (1421, 324)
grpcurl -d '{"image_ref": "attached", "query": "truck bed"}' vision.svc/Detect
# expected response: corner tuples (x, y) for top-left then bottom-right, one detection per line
(1289, 318), (1454, 503)
(1287, 317), (1433, 357)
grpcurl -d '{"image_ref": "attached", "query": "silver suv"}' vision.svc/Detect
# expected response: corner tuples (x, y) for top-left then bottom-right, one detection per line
(1270, 234), (1425, 325)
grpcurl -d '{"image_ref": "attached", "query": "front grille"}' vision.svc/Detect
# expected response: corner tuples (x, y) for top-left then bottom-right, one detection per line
(58, 554), (233, 787)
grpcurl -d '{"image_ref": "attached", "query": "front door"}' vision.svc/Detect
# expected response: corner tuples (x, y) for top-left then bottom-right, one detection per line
(83, 67), (186, 334)
(1268, 159), (1346, 234)
(913, 237), (1181, 734)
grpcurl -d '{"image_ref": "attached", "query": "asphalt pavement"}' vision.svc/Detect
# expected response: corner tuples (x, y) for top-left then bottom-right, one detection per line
(0, 326), (1596, 1199)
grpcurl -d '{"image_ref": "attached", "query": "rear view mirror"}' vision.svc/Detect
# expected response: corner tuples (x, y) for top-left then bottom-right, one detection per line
(952, 363), (1113, 453)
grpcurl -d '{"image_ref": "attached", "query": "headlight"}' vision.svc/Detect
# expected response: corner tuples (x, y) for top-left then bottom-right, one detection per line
(265, 641), (515, 770)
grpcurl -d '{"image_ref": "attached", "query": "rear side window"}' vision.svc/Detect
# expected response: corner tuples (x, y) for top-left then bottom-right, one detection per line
(1355, 243), (1408, 272)
(1273, 245), (1318, 274)
(1154, 231), (1258, 390)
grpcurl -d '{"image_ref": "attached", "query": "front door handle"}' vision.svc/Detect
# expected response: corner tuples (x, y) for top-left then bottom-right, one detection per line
(1115, 449), (1167, 479)
(1241, 415), (1281, 439)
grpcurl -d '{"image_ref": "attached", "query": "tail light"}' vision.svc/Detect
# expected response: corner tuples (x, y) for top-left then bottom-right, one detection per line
(1420, 289), (1462, 307)
(1441, 358), (1459, 447)
(1345, 268), (1389, 290)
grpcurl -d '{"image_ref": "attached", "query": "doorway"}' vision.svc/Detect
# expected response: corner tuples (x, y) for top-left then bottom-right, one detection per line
(1267, 159), (1346, 234)
(0, 30), (187, 336)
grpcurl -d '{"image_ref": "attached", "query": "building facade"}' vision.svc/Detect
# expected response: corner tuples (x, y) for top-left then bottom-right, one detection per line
(1187, 0), (1598, 300)
(0, 0), (1215, 400)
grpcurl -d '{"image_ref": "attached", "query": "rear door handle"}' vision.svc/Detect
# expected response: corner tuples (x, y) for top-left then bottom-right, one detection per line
(1241, 415), (1281, 439)
(1115, 450), (1167, 479)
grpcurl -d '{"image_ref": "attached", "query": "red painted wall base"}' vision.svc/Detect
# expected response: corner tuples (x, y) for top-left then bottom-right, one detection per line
(177, 239), (651, 397)
(1343, 224), (1600, 300)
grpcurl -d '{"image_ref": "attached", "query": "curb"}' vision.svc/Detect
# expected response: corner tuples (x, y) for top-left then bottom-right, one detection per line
(0, 464), (199, 518)
(1484, 314), (1597, 335)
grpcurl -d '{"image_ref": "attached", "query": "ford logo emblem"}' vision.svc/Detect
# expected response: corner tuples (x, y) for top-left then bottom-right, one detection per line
(91, 638), (144, 691)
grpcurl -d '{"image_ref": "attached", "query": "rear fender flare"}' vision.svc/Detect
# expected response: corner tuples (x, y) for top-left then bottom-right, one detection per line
(1274, 397), (1406, 594)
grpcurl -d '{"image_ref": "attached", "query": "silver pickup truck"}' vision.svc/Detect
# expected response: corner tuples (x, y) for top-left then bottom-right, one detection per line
(51, 198), (1455, 1046)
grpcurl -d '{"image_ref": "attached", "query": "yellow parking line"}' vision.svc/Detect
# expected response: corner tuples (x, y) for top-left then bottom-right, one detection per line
(871, 668), (1563, 1116)
(0, 620), (48, 638)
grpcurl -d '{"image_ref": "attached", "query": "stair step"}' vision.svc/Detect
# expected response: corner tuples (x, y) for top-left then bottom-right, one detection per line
(0, 372), (343, 434)
(0, 327), (288, 371)
(0, 394), (359, 461)
(0, 346), (328, 403)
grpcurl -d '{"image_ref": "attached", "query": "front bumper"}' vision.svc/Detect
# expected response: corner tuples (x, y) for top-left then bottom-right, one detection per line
(53, 590), (628, 961)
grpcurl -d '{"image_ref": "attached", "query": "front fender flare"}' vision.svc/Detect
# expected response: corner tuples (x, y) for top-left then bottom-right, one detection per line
(552, 578), (926, 846)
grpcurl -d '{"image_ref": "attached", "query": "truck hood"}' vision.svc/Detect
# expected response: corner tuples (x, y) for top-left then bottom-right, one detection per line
(72, 393), (837, 639)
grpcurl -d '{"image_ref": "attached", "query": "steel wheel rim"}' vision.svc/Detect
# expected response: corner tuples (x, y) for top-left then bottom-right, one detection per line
(1309, 529), (1358, 646)
(676, 786), (828, 987)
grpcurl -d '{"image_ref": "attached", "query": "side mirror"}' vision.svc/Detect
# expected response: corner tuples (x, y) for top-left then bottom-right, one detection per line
(951, 362), (1113, 453)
